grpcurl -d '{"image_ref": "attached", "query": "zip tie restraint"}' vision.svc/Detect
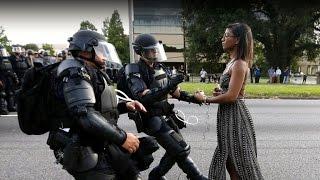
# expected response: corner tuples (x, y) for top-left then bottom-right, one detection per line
(174, 109), (199, 125)
(115, 89), (134, 104)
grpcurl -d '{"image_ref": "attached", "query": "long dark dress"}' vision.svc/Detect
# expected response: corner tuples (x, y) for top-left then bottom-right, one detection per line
(208, 73), (264, 180)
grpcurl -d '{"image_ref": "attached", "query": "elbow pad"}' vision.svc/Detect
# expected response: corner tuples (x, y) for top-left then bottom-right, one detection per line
(78, 110), (127, 145)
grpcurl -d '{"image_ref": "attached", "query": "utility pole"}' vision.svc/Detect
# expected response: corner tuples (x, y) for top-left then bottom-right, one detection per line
(128, 0), (135, 63)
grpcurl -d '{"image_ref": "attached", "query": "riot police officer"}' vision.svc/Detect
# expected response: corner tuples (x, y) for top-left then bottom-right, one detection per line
(42, 51), (52, 66)
(9, 45), (31, 86)
(46, 30), (154, 180)
(120, 34), (207, 180)
(26, 49), (35, 67)
(0, 45), (19, 114)
(61, 50), (68, 61)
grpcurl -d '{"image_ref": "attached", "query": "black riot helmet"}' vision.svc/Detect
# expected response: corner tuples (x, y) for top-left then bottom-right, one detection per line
(68, 30), (106, 53)
(11, 45), (24, 54)
(133, 34), (167, 62)
(68, 30), (121, 65)
(27, 49), (34, 56)
(61, 50), (67, 55)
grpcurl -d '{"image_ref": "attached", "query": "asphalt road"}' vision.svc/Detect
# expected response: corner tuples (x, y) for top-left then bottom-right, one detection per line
(1, 99), (320, 180)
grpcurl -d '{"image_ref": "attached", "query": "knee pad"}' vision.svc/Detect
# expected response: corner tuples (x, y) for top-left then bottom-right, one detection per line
(7, 91), (14, 96)
(155, 130), (190, 158)
(0, 91), (6, 98)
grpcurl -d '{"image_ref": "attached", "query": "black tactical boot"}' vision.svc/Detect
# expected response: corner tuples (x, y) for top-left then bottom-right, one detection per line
(148, 153), (175, 180)
(148, 167), (167, 180)
(0, 94), (8, 115)
(7, 106), (16, 112)
(177, 157), (208, 180)
(7, 95), (16, 112)
(0, 108), (9, 115)
(187, 174), (208, 180)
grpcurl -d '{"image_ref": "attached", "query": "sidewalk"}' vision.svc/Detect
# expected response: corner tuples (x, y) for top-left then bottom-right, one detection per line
(290, 76), (317, 84)
(188, 76), (318, 85)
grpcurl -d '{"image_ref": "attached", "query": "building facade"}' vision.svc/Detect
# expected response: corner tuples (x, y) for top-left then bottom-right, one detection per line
(133, 0), (185, 72)
(297, 56), (320, 75)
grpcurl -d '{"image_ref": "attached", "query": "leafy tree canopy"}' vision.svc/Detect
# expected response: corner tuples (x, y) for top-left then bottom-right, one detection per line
(24, 43), (39, 52)
(182, 0), (320, 70)
(102, 10), (129, 64)
(0, 26), (11, 51)
(42, 43), (55, 56)
(80, 20), (97, 31)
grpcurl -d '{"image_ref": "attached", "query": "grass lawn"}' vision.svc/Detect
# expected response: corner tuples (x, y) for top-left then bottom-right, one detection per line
(179, 82), (320, 99)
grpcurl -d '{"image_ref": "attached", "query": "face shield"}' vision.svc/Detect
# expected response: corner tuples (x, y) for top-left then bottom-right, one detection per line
(0, 48), (9, 57)
(12, 46), (23, 53)
(142, 42), (167, 62)
(93, 41), (121, 65)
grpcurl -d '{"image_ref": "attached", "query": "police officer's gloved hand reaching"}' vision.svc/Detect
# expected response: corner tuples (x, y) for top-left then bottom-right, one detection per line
(167, 74), (184, 91)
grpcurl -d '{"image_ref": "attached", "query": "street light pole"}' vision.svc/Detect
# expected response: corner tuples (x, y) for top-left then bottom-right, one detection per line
(128, 0), (135, 63)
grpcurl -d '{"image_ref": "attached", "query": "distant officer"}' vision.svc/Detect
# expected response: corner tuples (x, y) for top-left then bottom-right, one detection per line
(9, 45), (31, 86)
(26, 49), (35, 67)
(0, 45), (19, 113)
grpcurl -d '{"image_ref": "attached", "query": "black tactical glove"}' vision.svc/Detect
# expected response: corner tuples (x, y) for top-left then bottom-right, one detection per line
(167, 74), (184, 91)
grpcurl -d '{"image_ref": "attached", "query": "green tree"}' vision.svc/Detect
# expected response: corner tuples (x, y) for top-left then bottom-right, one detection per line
(251, 2), (320, 69)
(0, 26), (11, 51)
(182, 0), (320, 70)
(42, 43), (55, 56)
(102, 10), (129, 64)
(24, 43), (39, 52)
(102, 17), (110, 37)
(182, 5), (249, 73)
(80, 20), (97, 31)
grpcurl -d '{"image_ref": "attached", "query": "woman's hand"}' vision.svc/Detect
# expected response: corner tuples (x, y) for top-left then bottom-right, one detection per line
(213, 87), (222, 97)
(194, 90), (206, 103)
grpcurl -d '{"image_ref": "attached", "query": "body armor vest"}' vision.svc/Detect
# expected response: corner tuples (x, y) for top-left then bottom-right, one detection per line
(150, 65), (169, 102)
(14, 58), (29, 70)
(100, 76), (119, 124)
(0, 58), (13, 72)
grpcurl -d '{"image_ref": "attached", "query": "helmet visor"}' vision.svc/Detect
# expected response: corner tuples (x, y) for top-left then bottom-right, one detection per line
(93, 41), (121, 65)
(0, 48), (9, 57)
(143, 42), (167, 62)
(12, 46), (23, 53)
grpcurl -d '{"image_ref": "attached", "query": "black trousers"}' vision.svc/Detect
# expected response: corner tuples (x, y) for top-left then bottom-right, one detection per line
(255, 76), (260, 83)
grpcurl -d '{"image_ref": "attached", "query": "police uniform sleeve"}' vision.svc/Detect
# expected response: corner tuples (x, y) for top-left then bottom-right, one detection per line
(58, 60), (126, 145)
(164, 67), (202, 104)
(117, 101), (128, 114)
(125, 64), (184, 105)
(177, 91), (202, 104)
